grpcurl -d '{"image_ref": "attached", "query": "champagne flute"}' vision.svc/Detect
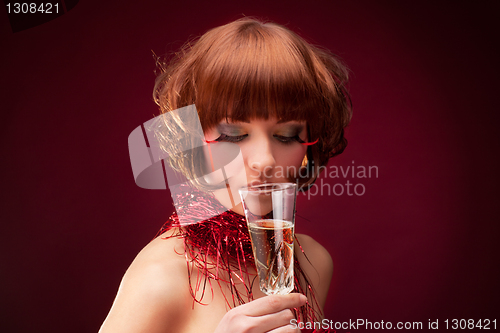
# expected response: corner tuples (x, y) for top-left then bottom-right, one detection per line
(238, 183), (297, 295)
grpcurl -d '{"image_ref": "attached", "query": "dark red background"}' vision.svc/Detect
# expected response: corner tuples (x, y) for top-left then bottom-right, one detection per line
(1, 1), (498, 332)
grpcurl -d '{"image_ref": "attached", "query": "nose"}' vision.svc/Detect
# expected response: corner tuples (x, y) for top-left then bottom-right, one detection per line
(246, 136), (276, 180)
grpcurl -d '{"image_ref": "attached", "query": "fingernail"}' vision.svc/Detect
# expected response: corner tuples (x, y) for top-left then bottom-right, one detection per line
(300, 295), (307, 303)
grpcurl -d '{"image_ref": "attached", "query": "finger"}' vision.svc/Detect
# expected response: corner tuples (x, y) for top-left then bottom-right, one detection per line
(242, 294), (307, 317)
(267, 327), (300, 333)
(253, 309), (297, 333)
(266, 318), (301, 333)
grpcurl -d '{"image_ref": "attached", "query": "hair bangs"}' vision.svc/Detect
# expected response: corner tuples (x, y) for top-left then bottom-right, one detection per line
(195, 21), (326, 129)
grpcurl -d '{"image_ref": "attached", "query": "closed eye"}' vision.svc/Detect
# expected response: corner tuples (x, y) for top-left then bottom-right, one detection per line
(274, 134), (306, 145)
(214, 134), (306, 144)
(214, 134), (248, 143)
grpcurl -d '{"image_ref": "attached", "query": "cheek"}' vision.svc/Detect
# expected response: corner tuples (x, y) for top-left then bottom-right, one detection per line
(275, 146), (307, 173)
(202, 142), (245, 185)
(280, 146), (307, 165)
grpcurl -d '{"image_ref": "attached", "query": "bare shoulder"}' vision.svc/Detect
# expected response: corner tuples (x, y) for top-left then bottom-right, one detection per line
(295, 233), (333, 309)
(99, 229), (191, 333)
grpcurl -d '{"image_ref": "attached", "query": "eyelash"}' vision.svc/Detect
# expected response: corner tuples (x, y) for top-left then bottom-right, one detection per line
(214, 134), (305, 145)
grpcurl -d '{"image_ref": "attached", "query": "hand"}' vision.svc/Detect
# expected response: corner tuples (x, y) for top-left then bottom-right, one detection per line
(213, 293), (307, 333)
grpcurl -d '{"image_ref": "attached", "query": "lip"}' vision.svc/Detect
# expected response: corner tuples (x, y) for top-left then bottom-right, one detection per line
(239, 181), (268, 193)
(248, 180), (267, 187)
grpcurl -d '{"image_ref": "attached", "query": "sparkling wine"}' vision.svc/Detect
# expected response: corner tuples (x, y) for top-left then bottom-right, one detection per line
(248, 219), (294, 295)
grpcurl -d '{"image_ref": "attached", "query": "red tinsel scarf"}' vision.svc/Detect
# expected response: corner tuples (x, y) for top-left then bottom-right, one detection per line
(156, 187), (330, 332)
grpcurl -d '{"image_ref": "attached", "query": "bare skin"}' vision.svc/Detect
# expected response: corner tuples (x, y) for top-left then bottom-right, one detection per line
(99, 229), (333, 333)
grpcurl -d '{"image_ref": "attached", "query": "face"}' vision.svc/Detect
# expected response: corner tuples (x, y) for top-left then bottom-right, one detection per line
(203, 117), (308, 215)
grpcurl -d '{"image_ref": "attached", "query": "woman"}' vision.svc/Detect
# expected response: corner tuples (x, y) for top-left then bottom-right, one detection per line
(100, 18), (351, 333)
